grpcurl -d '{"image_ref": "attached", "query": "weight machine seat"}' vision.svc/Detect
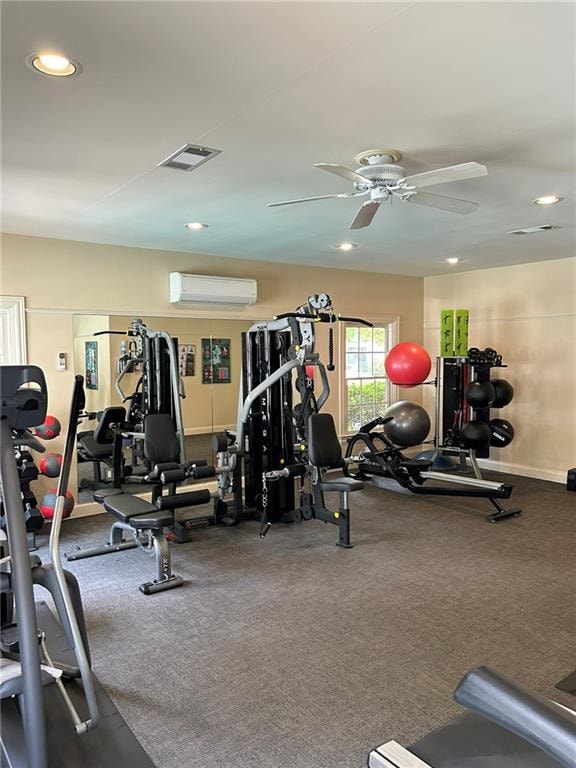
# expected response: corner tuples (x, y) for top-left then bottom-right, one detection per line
(78, 433), (114, 460)
(319, 477), (364, 493)
(398, 459), (433, 472)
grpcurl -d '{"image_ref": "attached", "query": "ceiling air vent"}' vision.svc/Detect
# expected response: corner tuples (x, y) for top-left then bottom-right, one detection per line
(158, 144), (221, 171)
(507, 225), (558, 235)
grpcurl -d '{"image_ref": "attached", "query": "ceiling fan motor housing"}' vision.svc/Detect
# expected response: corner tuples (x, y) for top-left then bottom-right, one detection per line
(354, 164), (406, 191)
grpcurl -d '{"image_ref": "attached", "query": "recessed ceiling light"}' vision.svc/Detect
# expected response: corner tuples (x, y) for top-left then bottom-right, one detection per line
(445, 257), (460, 265)
(185, 222), (208, 231)
(334, 242), (358, 251)
(27, 52), (82, 78)
(532, 195), (563, 206)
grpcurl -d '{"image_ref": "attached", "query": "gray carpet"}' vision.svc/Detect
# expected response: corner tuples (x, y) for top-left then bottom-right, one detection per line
(37, 473), (575, 768)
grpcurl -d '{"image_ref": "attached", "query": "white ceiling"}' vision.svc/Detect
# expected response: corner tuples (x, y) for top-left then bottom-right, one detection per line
(1, 1), (574, 276)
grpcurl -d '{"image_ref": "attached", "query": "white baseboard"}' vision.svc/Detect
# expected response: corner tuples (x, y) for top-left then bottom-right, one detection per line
(476, 458), (566, 484)
(71, 502), (104, 518)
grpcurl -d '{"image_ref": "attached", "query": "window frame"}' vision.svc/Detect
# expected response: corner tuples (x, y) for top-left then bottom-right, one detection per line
(339, 316), (399, 437)
(0, 296), (27, 365)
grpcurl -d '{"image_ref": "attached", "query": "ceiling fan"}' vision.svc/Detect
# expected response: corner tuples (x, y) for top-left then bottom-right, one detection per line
(267, 149), (488, 230)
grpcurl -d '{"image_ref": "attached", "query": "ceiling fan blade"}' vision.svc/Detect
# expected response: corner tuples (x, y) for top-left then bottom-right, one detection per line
(406, 191), (479, 215)
(314, 163), (372, 186)
(402, 162), (487, 189)
(267, 192), (359, 208)
(349, 200), (381, 229)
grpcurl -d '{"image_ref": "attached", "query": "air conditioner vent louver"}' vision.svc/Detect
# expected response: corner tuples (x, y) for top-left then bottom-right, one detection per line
(507, 225), (558, 235)
(158, 144), (221, 171)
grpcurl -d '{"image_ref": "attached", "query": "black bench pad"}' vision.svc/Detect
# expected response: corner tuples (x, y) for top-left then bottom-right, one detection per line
(319, 477), (364, 493)
(94, 488), (123, 504)
(103, 494), (158, 523)
(130, 511), (174, 530)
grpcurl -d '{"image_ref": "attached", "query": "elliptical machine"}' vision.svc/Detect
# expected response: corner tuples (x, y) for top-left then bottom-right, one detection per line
(0, 366), (154, 766)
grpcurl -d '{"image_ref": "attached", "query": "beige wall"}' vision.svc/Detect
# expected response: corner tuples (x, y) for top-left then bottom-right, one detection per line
(424, 257), (576, 481)
(1, 233), (423, 508)
(72, 315), (111, 414)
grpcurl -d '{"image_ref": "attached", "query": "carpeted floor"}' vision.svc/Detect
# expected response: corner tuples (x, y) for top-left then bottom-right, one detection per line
(38, 473), (575, 768)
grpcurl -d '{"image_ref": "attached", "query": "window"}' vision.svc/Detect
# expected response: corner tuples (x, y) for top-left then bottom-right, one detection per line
(0, 296), (27, 365)
(343, 322), (397, 433)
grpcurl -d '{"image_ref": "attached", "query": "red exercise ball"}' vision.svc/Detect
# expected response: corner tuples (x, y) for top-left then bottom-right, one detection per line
(34, 415), (62, 440)
(39, 490), (74, 521)
(39, 453), (63, 478)
(385, 342), (432, 387)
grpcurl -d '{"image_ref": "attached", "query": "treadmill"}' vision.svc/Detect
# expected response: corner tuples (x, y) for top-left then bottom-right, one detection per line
(369, 666), (576, 767)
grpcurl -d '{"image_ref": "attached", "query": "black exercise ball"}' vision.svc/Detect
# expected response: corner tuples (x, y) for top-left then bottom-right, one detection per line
(461, 420), (491, 450)
(489, 418), (515, 447)
(383, 400), (431, 447)
(464, 380), (496, 409)
(491, 379), (514, 408)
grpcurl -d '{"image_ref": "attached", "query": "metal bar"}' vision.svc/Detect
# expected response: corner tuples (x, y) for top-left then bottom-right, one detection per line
(50, 376), (100, 731)
(469, 451), (483, 480)
(115, 356), (139, 401)
(421, 470), (505, 490)
(315, 362), (331, 412)
(65, 539), (138, 561)
(236, 357), (301, 446)
(0, 419), (48, 768)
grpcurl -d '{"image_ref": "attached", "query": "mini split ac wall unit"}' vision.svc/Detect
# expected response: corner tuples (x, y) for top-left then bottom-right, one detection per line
(169, 273), (257, 306)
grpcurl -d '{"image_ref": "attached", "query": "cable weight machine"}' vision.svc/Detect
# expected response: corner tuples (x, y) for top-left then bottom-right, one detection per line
(209, 294), (371, 542)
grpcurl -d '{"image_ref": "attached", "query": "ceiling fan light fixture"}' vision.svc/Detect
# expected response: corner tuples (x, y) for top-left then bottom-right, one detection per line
(532, 195), (563, 206)
(185, 222), (208, 231)
(334, 242), (358, 251)
(445, 257), (460, 265)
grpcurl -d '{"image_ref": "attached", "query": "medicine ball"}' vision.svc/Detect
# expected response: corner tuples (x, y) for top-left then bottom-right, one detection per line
(461, 420), (491, 450)
(383, 400), (431, 447)
(39, 452), (63, 478)
(489, 418), (515, 447)
(34, 415), (61, 440)
(491, 379), (514, 408)
(39, 490), (74, 521)
(384, 343), (432, 388)
(464, 380), (496, 409)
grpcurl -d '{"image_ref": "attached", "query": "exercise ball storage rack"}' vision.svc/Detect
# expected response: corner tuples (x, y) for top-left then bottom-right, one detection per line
(430, 354), (521, 522)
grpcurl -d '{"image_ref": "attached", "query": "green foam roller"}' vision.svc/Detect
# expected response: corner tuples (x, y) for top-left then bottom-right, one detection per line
(454, 309), (469, 356)
(440, 309), (455, 357)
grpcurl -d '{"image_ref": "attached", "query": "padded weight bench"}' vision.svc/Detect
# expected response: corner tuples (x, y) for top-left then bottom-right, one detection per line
(67, 489), (183, 595)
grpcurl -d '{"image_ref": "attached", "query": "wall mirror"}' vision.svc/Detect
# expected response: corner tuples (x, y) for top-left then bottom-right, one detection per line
(72, 314), (255, 503)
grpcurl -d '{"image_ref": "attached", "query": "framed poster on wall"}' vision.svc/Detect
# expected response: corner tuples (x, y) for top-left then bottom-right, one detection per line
(202, 338), (231, 384)
(178, 344), (196, 377)
(85, 341), (98, 390)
